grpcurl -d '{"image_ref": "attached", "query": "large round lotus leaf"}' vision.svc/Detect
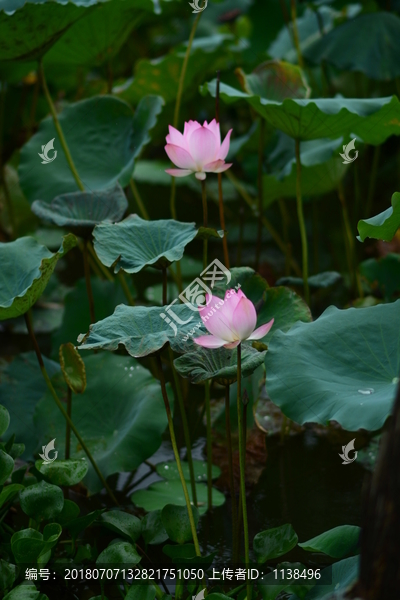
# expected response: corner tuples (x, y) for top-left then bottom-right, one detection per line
(235, 60), (310, 101)
(19, 480), (64, 521)
(201, 80), (400, 144)
(298, 525), (360, 559)
(77, 303), (207, 357)
(99, 510), (142, 543)
(211, 267), (312, 341)
(0, 0), (91, 62)
(304, 12), (400, 81)
(131, 480), (225, 516)
(35, 458), (89, 486)
(44, 0), (158, 67)
(174, 345), (267, 385)
(31, 184), (128, 229)
(19, 94), (163, 204)
(357, 192), (400, 242)
(115, 33), (231, 105)
(0, 234), (76, 321)
(34, 353), (174, 494)
(265, 301), (400, 431)
(93, 216), (198, 273)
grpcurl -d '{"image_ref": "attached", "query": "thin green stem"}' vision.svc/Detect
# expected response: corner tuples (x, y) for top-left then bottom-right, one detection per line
(65, 387), (72, 460)
(38, 60), (84, 191)
(24, 312), (118, 506)
(290, 0), (304, 68)
(225, 170), (302, 277)
(169, 10), (202, 221)
(86, 241), (113, 281)
(215, 71), (230, 269)
(278, 198), (291, 276)
(204, 380), (212, 512)
(295, 139), (310, 305)
(156, 354), (201, 556)
(82, 240), (96, 324)
(236, 344), (250, 598)
(201, 179), (208, 269)
(0, 81), (16, 237)
(255, 119), (265, 271)
(168, 346), (197, 507)
(162, 266), (168, 306)
(226, 384), (238, 563)
(365, 145), (381, 218)
(338, 181), (363, 298)
(130, 179), (149, 220)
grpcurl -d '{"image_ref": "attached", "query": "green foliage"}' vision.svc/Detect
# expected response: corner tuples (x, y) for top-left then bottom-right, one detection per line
(358, 192), (400, 242)
(19, 480), (64, 521)
(131, 480), (225, 515)
(161, 503), (200, 544)
(253, 524), (298, 563)
(156, 460), (221, 482)
(298, 525), (360, 559)
(35, 458), (89, 486)
(59, 343), (87, 394)
(99, 510), (142, 543)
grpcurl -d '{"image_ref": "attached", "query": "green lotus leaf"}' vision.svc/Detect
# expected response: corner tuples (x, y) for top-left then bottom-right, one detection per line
(35, 458), (89, 486)
(265, 300), (400, 431)
(359, 254), (400, 300)
(93, 216), (198, 273)
(211, 267), (312, 341)
(44, 0), (158, 67)
(298, 525), (360, 559)
(34, 353), (174, 494)
(19, 480), (64, 521)
(0, 353), (60, 458)
(304, 12), (400, 81)
(19, 95), (163, 204)
(115, 33), (232, 105)
(276, 272), (342, 290)
(0, 450), (14, 486)
(141, 510), (168, 545)
(0, 234), (76, 321)
(162, 543), (216, 567)
(77, 303), (207, 357)
(156, 460), (221, 483)
(263, 137), (349, 206)
(235, 60), (310, 101)
(161, 503), (200, 544)
(357, 192), (400, 242)
(174, 345), (267, 385)
(201, 80), (400, 144)
(300, 556), (359, 599)
(131, 480), (225, 516)
(0, 0), (90, 62)
(254, 524), (298, 563)
(99, 510), (142, 544)
(0, 404), (10, 437)
(125, 585), (157, 600)
(31, 184), (128, 230)
(96, 541), (141, 566)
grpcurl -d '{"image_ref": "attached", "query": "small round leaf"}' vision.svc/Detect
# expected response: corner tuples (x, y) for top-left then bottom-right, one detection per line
(253, 524), (298, 563)
(99, 511), (142, 543)
(35, 458), (89, 486)
(161, 504), (199, 544)
(19, 480), (64, 521)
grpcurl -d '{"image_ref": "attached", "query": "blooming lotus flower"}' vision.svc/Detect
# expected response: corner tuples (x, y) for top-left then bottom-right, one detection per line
(165, 119), (233, 181)
(194, 289), (274, 349)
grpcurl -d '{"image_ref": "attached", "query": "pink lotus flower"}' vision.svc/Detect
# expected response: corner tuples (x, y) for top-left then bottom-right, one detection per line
(165, 119), (233, 181)
(194, 289), (274, 349)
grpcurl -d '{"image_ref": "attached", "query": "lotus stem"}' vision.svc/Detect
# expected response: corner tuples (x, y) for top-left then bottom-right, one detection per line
(338, 181), (363, 298)
(156, 354), (201, 556)
(236, 343), (250, 598)
(65, 387), (72, 460)
(0, 81), (16, 238)
(86, 241), (113, 281)
(170, 9), (202, 220)
(118, 272), (135, 306)
(162, 266), (168, 306)
(82, 239), (96, 324)
(278, 198), (291, 275)
(205, 380), (212, 512)
(366, 145), (381, 218)
(130, 178), (149, 220)
(255, 119), (265, 272)
(225, 384), (239, 562)
(225, 170), (302, 277)
(290, 0), (304, 68)
(295, 138), (310, 305)
(215, 71), (230, 268)
(201, 179), (208, 269)
(24, 311), (118, 506)
(38, 60), (84, 192)
(168, 346), (198, 507)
